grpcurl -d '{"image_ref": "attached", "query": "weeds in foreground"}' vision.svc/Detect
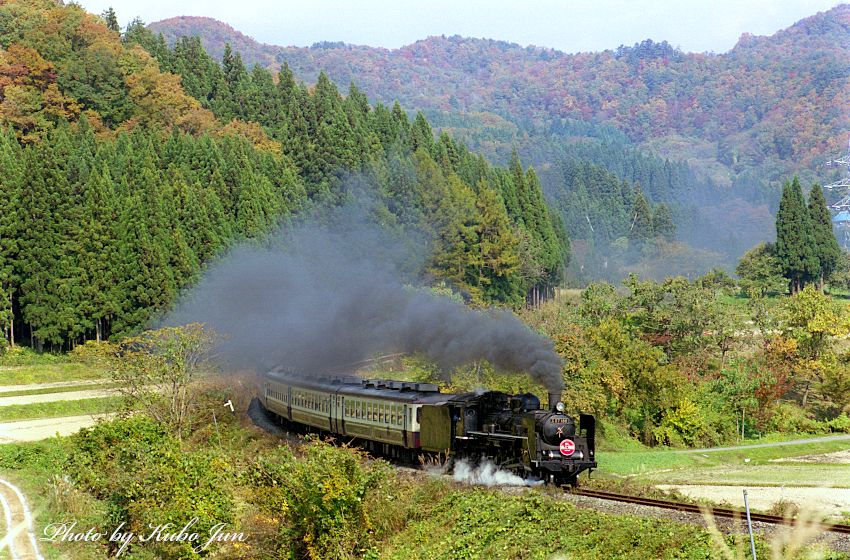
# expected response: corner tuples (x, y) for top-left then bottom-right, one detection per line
(701, 504), (835, 559)
(418, 450), (451, 471)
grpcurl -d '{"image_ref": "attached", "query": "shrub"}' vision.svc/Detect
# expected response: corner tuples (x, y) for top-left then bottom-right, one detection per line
(246, 438), (391, 560)
(66, 416), (234, 559)
(0, 440), (68, 472)
(0, 345), (61, 365)
(826, 413), (850, 433)
(762, 402), (829, 434)
(72, 324), (218, 439)
(652, 398), (715, 447)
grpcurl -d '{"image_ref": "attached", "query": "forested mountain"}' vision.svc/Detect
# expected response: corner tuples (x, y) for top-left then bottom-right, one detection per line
(150, 6), (850, 188)
(0, 0), (566, 350)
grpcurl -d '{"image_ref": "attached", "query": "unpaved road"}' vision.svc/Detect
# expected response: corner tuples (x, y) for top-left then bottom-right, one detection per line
(774, 449), (850, 463)
(680, 434), (850, 453)
(0, 388), (121, 407)
(0, 380), (109, 393)
(658, 484), (850, 519)
(0, 414), (114, 443)
(0, 478), (43, 559)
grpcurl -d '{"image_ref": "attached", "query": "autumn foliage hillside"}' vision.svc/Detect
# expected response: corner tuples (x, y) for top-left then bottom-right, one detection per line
(150, 6), (850, 184)
(0, 0), (276, 149)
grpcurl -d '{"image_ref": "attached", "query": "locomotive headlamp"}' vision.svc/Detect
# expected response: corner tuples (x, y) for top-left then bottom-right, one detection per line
(555, 402), (565, 413)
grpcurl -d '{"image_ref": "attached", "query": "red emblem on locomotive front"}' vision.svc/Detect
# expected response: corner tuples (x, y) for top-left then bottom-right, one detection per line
(559, 439), (575, 456)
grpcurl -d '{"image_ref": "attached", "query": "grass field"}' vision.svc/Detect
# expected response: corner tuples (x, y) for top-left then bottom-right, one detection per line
(0, 362), (109, 386)
(0, 396), (127, 422)
(602, 437), (850, 488)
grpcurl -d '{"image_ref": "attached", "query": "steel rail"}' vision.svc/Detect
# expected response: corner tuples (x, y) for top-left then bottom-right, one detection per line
(570, 489), (850, 535)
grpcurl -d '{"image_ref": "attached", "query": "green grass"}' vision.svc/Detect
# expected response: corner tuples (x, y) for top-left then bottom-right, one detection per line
(717, 293), (756, 308)
(733, 432), (845, 445)
(0, 396), (127, 422)
(0, 439), (101, 560)
(379, 486), (733, 559)
(0, 381), (119, 398)
(0, 362), (109, 386)
(603, 438), (850, 482)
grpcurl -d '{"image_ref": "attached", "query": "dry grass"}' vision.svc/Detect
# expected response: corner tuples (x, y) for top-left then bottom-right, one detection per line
(701, 504), (834, 559)
(418, 450), (451, 472)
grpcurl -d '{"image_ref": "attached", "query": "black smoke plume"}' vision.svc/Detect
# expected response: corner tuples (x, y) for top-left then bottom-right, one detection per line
(166, 213), (564, 394)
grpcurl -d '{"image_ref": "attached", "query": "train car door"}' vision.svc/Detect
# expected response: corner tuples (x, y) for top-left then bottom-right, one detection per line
(333, 394), (344, 435)
(286, 385), (292, 421)
(402, 404), (408, 448)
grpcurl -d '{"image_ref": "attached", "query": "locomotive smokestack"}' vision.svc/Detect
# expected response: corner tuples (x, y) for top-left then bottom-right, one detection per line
(548, 391), (561, 412)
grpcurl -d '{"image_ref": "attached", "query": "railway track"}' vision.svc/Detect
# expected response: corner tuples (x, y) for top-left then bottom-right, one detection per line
(570, 489), (850, 535)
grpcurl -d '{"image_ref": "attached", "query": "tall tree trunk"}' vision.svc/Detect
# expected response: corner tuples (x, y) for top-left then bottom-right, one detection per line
(802, 380), (811, 407)
(741, 409), (745, 440)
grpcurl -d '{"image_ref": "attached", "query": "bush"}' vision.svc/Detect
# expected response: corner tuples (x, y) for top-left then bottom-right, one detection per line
(72, 325), (218, 438)
(652, 398), (717, 447)
(66, 416), (234, 559)
(826, 413), (850, 433)
(0, 440), (68, 472)
(246, 438), (392, 560)
(596, 419), (647, 452)
(0, 345), (61, 366)
(762, 402), (829, 435)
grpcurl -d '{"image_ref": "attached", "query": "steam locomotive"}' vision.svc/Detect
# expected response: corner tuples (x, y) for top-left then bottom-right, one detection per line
(258, 367), (597, 485)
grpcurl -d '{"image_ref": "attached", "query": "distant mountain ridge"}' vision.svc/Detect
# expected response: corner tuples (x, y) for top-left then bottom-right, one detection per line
(149, 6), (849, 190)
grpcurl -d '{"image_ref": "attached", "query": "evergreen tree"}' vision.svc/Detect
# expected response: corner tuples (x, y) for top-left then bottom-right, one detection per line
(472, 184), (522, 304)
(101, 7), (120, 33)
(0, 130), (23, 347)
(775, 177), (820, 293)
(807, 183), (840, 290)
(652, 204), (676, 241)
(79, 164), (120, 341)
(428, 174), (479, 294)
(629, 186), (654, 244)
(17, 129), (77, 349)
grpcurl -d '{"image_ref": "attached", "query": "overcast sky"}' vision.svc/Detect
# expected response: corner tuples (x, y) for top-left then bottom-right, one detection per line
(77, 0), (844, 54)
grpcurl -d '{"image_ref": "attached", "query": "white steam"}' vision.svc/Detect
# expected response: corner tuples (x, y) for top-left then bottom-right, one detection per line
(452, 460), (542, 487)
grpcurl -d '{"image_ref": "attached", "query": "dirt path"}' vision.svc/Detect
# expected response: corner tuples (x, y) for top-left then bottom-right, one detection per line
(657, 484), (850, 518)
(0, 478), (43, 560)
(0, 380), (109, 393)
(0, 414), (114, 443)
(774, 449), (850, 463)
(0, 388), (121, 407)
(680, 434), (850, 453)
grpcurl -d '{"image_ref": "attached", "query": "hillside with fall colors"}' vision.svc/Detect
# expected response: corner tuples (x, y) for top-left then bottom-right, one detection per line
(0, 0), (572, 350)
(150, 5), (850, 189)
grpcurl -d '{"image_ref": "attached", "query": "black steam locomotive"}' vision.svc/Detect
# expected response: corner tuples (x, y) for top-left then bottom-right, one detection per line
(258, 367), (596, 485)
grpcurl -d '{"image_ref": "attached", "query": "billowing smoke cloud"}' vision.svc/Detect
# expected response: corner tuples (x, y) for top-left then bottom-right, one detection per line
(166, 212), (564, 394)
